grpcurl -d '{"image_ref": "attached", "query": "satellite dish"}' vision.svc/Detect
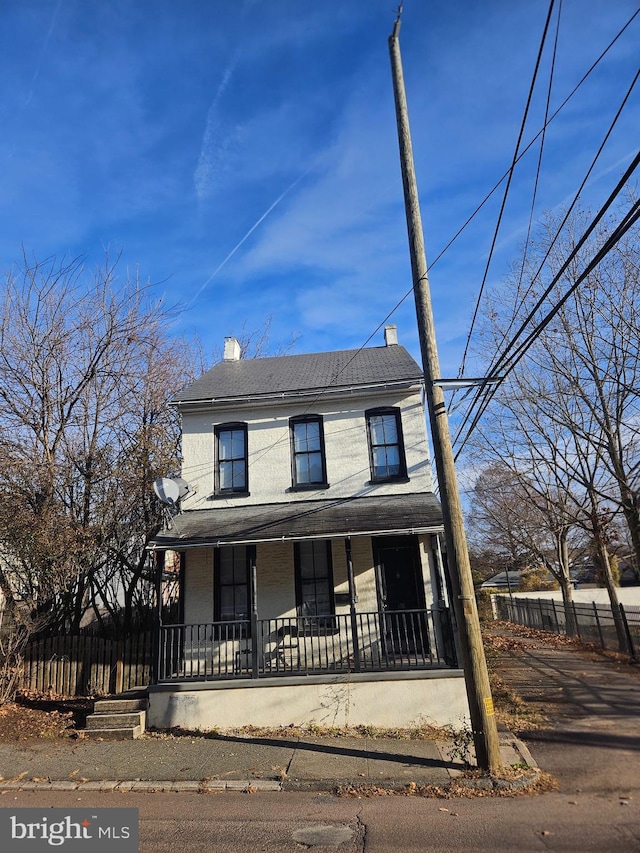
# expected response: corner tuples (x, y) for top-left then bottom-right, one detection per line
(153, 477), (180, 506)
(173, 477), (190, 499)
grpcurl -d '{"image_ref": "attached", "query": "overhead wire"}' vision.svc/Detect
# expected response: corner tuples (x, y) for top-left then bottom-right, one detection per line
(452, 151), (640, 461)
(498, 63), (640, 358)
(437, 5), (639, 337)
(447, 6), (639, 396)
(496, 0), (563, 356)
(452, 192), (640, 465)
(457, 0), (558, 379)
(239, 290), (419, 472)
(454, 95), (640, 460)
(450, 52), (640, 459)
(324, 0), (635, 411)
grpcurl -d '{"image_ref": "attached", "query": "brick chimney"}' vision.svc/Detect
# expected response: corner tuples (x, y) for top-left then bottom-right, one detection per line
(384, 324), (398, 346)
(223, 336), (241, 361)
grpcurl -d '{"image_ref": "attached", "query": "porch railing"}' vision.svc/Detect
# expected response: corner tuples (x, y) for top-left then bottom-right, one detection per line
(157, 609), (456, 682)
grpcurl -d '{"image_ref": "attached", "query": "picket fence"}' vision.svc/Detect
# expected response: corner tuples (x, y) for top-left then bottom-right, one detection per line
(18, 632), (153, 697)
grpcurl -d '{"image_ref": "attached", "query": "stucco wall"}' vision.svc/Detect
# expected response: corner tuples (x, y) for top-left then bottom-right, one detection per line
(179, 390), (432, 511)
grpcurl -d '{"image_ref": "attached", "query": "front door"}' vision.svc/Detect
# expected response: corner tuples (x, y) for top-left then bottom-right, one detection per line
(373, 536), (428, 656)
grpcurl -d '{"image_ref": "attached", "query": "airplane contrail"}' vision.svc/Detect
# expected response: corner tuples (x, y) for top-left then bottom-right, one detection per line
(26, 0), (62, 106)
(187, 169), (309, 308)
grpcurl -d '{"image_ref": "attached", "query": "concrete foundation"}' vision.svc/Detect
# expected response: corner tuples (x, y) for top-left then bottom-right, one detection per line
(147, 670), (470, 731)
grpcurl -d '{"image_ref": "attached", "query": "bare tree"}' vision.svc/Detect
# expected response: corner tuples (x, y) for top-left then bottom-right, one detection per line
(0, 252), (199, 636)
(472, 202), (639, 648)
(468, 459), (584, 631)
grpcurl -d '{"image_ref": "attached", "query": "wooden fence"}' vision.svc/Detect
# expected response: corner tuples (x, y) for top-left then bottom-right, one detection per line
(18, 632), (153, 697)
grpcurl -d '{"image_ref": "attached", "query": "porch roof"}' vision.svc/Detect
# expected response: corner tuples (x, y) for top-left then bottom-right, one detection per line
(149, 492), (443, 549)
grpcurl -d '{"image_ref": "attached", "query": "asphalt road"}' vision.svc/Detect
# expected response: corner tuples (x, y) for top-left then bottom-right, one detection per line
(3, 789), (639, 852)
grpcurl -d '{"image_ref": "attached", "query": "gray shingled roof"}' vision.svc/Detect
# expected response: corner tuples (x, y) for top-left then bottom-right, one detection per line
(150, 493), (443, 548)
(173, 344), (423, 404)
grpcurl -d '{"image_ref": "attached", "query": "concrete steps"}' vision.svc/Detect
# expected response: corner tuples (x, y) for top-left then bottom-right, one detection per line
(84, 689), (148, 739)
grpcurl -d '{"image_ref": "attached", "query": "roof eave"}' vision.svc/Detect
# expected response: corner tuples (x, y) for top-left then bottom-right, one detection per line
(148, 523), (444, 550)
(172, 377), (424, 410)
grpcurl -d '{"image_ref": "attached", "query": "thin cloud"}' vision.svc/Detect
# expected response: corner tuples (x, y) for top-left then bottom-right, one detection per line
(194, 56), (239, 201)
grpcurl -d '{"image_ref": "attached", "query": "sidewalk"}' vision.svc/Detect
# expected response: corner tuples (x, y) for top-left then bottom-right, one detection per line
(8, 620), (637, 796)
(487, 623), (640, 796)
(0, 729), (534, 793)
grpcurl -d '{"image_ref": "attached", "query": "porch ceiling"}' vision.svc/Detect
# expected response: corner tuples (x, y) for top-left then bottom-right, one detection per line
(150, 492), (443, 549)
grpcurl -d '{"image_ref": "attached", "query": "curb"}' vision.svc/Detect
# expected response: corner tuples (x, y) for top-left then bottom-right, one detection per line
(0, 771), (542, 795)
(0, 779), (283, 793)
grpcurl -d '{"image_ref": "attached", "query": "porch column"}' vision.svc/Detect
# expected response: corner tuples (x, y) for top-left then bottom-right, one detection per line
(345, 537), (361, 672)
(433, 535), (461, 667)
(250, 548), (259, 679)
(151, 549), (164, 685)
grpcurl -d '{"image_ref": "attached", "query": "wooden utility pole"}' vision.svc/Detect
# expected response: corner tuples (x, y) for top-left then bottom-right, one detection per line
(388, 15), (503, 773)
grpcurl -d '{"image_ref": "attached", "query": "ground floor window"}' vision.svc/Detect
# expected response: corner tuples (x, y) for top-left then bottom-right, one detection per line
(294, 540), (334, 623)
(215, 545), (253, 626)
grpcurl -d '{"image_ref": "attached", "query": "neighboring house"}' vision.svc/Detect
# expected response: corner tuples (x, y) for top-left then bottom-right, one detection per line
(147, 326), (469, 730)
(480, 571), (522, 591)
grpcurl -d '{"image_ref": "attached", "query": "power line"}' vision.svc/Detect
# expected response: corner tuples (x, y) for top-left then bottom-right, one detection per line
(454, 191), (640, 462)
(429, 6), (639, 284)
(450, 46), (640, 459)
(452, 155), (640, 460)
(457, 0), (558, 378)
(497, 0), (563, 359)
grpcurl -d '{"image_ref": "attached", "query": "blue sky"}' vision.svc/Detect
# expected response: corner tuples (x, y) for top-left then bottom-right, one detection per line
(1, 0), (638, 376)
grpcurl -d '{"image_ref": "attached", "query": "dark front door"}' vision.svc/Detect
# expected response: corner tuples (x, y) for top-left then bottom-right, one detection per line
(374, 536), (428, 657)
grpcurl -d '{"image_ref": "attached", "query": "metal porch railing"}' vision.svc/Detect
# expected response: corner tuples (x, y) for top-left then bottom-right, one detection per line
(157, 609), (456, 682)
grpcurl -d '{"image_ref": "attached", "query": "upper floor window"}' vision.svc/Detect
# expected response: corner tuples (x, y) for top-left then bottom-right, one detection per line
(215, 423), (248, 494)
(366, 407), (408, 482)
(290, 415), (328, 489)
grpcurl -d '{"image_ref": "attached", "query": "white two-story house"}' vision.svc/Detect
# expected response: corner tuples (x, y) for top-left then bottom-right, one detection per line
(147, 326), (469, 730)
